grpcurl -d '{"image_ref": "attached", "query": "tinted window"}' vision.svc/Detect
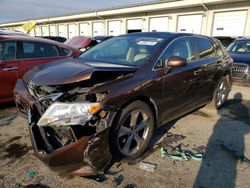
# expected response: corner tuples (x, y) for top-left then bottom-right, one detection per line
(194, 38), (215, 59)
(227, 40), (250, 53)
(0, 41), (16, 61)
(21, 42), (59, 59)
(155, 37), (195, 68)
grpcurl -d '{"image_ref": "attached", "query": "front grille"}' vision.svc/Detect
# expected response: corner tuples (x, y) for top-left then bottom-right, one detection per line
(232, 63), (249, 79)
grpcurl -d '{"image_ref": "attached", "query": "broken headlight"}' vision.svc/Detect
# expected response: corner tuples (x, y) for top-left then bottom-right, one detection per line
(37, 102), (101, 127)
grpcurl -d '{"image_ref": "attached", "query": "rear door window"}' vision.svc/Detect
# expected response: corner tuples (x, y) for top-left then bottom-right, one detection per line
(193, 37), (215, 59)
(21, 41), (59, 59)
(0, 41), (16, 61)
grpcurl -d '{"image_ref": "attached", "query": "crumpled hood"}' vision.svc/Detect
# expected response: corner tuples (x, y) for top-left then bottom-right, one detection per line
(23, 58), (137, 86)
(229, 52), (250, 65)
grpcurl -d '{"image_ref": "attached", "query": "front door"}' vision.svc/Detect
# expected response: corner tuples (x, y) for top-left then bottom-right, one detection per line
(0, 40), (20, 102)
(158, 37), (203, 122)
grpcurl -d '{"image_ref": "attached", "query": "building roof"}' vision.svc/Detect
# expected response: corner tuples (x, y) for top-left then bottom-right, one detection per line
(0, 0), (248, 27)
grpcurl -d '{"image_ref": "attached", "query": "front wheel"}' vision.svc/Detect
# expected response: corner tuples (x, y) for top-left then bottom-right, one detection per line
(110, 101), (154, 160)
(208, 76), (230, 110)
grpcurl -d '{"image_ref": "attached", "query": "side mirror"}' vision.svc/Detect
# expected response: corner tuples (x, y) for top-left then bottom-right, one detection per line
(166, 56), (187, 68)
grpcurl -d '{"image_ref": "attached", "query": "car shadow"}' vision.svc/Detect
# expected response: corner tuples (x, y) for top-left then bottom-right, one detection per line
(123, 119), (179, 165)
(193, 92), (250, 188)
(0, 102), (18, 126)
(104, 119), (178, 178)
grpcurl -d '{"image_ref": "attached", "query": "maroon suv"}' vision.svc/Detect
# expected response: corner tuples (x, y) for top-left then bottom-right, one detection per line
(14, 32), (232, 176)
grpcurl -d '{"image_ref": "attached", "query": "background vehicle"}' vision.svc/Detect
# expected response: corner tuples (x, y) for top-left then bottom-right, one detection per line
(37, 36), (67, 43)
(14, 32), (232, 176)
(92, 35), (113, 43)
(0, 35), (82, 103)
(214, 36), (237, 48)
(227, 38), (250, 85)
(64, 36), (98, 52)
(0, 28), (25, 36)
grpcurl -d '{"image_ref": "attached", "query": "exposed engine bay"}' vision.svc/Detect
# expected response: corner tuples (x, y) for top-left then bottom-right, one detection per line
(14, 69), (134, 175)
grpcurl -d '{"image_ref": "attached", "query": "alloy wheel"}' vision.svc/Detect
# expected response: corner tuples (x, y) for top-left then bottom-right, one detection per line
(216, 80), (227, 106)
(117, 110), (150, 156)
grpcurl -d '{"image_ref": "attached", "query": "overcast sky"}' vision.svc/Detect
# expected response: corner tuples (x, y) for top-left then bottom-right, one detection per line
(0, 0), (156, 24)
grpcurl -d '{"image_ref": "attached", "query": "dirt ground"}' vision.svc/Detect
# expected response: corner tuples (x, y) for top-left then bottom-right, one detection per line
(0, 85), (249, 188)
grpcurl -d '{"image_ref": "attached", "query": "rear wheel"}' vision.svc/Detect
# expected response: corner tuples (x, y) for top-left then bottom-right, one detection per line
(208, 76), (230, 110)
(110, 101), (154, 160)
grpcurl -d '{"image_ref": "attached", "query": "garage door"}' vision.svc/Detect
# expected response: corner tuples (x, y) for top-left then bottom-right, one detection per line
(49, 25), (57, 36)
(79, 23), (89, 36)
(212, 11), (247, 36)
(35, 26), (42, 36)
(29, 29), (35, 36)
(68, 24), (77, 39)
(41, 25), (49, 36)
(58, 25), (66, 38)
(177, 14), (203, 34)
(149, 17), (169, 32)
(127, 19), (142, 33)
(93, 22), (104, 37)
(108, 20), (122, 36)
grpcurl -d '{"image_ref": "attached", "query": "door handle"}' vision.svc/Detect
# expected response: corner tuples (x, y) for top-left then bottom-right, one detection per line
(193, 69), (201, 76)
(2, 67), (19, 71)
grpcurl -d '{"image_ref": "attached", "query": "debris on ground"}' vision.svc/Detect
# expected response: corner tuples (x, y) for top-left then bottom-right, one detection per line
(85, 174), (107, 182)
(0, 113), (18, 126)
(161, 145), (203, 161)
(124, 183), (137, 188)
(111, 174), (124, 187)
(27, 170), (36, 178)
(162, 133), (186, 145)
(221, 144), (250, 163)
(138, 161), (157, 172)
(127, 133), (186, 165)
(192, 145), (206, 153)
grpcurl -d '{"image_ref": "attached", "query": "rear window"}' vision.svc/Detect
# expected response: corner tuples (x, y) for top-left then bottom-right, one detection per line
(193, 37), (215, 59)
(0, 41), (16, 61)
(21, 41), (59, 59)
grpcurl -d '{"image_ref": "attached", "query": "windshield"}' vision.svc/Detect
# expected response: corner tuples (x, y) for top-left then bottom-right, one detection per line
(79, 36), (165, 66)
(227, 40), (250, 53)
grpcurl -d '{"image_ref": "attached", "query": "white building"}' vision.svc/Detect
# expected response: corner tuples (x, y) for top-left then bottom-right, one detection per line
(0, 0), (250, 38)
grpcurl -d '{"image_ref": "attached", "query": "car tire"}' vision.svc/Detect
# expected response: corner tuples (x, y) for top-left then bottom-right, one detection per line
(109, 101), (154, 160)
(207, 76), (230, 110)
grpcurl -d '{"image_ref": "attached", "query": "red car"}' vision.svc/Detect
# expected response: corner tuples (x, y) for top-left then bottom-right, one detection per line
(0, 35), (82, 103)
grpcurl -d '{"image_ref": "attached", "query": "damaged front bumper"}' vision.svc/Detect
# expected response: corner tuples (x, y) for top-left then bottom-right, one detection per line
(14, 79), (113, 176)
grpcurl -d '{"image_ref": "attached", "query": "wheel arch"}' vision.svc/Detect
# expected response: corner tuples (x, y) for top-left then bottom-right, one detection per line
(115, 96), (158, 128)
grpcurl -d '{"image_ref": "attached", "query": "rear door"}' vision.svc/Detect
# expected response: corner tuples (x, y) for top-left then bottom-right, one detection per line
(0, 40), (20, 101)
(157, 37), (203, 122)
(19, 41), (66, 77)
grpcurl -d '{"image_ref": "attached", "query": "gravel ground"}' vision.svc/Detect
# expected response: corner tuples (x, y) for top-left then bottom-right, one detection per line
(0, 85), (249, 188)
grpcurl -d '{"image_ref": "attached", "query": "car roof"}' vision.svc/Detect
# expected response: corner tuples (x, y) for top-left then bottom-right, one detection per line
(0, 35), (71, 49)
(118, 32), (210, 40)
(234, 37), (250, 41)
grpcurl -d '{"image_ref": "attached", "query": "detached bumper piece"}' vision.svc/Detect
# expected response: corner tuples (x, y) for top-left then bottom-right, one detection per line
(14, 79), (112, 176)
